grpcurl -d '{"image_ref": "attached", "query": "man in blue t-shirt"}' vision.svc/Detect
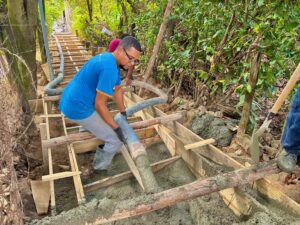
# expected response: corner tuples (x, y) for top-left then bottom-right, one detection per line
(59, 36), (142, 171)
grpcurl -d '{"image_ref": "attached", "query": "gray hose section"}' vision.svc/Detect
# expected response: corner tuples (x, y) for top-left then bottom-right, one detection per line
(115, 80), (168, 144)
(44, 34), (64, 95)
(124, 80), (167, 117)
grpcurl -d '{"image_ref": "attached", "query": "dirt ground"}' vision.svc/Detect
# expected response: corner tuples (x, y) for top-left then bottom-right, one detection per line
(27, 142), (300, 225)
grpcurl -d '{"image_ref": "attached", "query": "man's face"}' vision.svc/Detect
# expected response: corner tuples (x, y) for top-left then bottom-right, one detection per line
(120, 47), (141, 70)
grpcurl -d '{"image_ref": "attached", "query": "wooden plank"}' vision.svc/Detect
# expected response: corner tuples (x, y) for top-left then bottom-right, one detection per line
(39, 123), (48, 173)
(84, 156), (181, 192)
(73, 127), (156, 153)
(42, 99), (55, 211)
(44, 126), (157, 149)
(244, 162), (300, 215)
(29, 99), (43, 114)
(40, 114), (63, 118)
(220, 188), (252, 217)
(69, 145), (86, 204)
(42, 171), (81, 181)
(61, 116), (85, 204)
(30, 180), (50, 215)
(129, 113), (182, 130)
(120, 146), (145, 190)
(41, 63), (50, 81)
(184, 138), (215, 150)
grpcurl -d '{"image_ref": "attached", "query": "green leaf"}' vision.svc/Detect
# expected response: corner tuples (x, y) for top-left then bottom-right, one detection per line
(246, 84), (252, 93)
(258, 0), (264, 7)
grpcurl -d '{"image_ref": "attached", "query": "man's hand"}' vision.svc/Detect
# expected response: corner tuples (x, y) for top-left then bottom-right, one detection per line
(120, 111), (127, 120)
(125, 76), (133, 86)
(125, 65), (134, 85)
(114, 127), (126, 143)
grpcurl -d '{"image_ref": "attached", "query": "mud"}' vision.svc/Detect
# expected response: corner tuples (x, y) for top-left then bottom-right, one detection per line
(29, 142), (300, 225)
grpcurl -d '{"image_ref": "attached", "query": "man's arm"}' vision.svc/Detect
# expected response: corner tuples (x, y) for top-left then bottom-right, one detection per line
(95, 92), (118, 129)
(113, 87), (126, 113)
(125, 65), (134, 85)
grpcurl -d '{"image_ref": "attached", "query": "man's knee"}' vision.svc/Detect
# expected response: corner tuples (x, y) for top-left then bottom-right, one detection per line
(104, 137), (123, 153)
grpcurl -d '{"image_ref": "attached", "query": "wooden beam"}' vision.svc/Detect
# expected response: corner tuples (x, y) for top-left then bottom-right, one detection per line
(42, 171), (81, 181)
(44, 95), (61, 102)
(42, 100), (55, 211)
(39, 123), (48, 173)
(120, 146), (145, 190)
(73, 127), (157, 154)
(42, 126), (157, 149)
(129, 112), (182, 129)
(184, 138), (215, 150)
(84, 156), (181, 192)
(61, 115), (86, 204)
(29, 99), (43, 114)
(40, 114), (63, 118)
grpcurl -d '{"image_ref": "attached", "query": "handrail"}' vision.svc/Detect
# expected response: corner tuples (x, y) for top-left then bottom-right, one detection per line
(44, 34), (64, 95)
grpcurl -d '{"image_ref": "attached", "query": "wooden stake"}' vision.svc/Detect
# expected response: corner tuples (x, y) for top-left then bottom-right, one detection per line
(84, 156), (180, 192)
(138, 0), (176, 96)
(120, 145), (145, 190)
(184, 138), (215, 150)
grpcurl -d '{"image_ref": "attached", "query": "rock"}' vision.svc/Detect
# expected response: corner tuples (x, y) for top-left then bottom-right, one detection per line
(185, 109), (198, 126)
(198, 105), (207, 112)
(170, 97), (185, 108)
(235, 149), (243, 156)
(189, 112), (238, 147)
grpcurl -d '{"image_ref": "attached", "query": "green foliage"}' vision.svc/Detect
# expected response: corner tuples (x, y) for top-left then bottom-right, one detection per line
(45, 0), (64, 33)
(66, 0), (122, 46)
(45, 0), (300, 128)
(130, 1), (300, 101)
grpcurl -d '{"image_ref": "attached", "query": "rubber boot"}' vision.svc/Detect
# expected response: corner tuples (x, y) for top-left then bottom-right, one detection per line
(277, 149), (297, 173)
(93, 147), (116, 171)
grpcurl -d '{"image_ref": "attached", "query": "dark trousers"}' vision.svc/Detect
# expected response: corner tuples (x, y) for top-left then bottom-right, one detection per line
(281, 87), (300, 155)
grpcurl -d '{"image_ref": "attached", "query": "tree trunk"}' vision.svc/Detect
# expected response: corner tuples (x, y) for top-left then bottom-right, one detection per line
(5, 0), (38, 100)
(0, 54), (25, 225)
(173, 72), (184, 98)
(138, 0), (176, 96)
(37, 18), (46, 63)
(238, 51), (261, 135)
(42, 114), (182, 149)
(119, 0), (128, 31)
(37, 0), (46, 63)
(86, 0), (93, 21)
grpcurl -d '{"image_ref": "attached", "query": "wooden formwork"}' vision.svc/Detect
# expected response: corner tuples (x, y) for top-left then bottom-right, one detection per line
(32, 32), (300, 220)
(123, 91), (300, 217)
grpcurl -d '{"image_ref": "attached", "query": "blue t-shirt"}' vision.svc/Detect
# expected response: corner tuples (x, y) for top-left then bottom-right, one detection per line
(59, 52), (121, 120)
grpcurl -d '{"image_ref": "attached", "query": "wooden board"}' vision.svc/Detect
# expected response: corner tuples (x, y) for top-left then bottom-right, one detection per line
(41, 63), (50, 82)
(30, 180), (50, 215)
(84, 156), (180, 192)
(53, 127), (157, 153)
